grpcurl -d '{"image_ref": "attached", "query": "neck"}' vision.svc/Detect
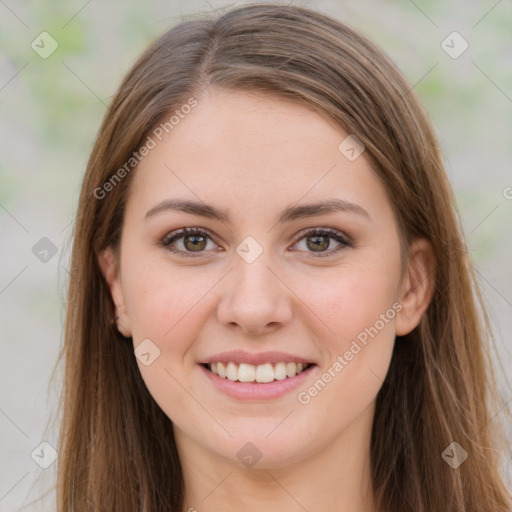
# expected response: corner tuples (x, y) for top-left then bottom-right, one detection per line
(177, 402), (377, 512)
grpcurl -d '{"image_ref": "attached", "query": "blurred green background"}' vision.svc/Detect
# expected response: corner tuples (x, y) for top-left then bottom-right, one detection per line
(1, 1), (511, 510)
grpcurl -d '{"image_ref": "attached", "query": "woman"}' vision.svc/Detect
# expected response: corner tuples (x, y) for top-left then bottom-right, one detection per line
(56, 3), (511, 511)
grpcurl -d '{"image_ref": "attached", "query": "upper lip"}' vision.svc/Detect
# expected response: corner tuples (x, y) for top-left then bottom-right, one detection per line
(201, 350), (316, 366)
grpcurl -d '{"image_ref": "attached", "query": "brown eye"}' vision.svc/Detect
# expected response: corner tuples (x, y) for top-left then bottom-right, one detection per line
(161, 228), (218, 257)
(161, 227), (351, 259)
(306, 235), (330, 252)
(183, 233), (207, 251)
(292, 228), (351, 258)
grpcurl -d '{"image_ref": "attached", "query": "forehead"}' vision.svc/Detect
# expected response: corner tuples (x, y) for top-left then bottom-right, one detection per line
(126, 88), (390, 223)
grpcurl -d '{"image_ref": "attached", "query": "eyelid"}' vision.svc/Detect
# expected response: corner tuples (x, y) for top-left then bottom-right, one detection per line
(292, 226), (352, 246)
(160, 227), (220, 258)
(160, 226), (217, 245)
(289, 227), (352, 258)
(159, 226), (352, 258)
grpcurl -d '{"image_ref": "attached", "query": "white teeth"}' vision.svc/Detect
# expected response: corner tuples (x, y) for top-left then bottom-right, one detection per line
(256, 363), (274, 383)
(238, 363), (255, 382)
(286, 362), (297, 378)
(217, 362), (226, 378)
(208, 361), (311, 382)
(226, 362), (238, 381)
(274, 362), (287, 380)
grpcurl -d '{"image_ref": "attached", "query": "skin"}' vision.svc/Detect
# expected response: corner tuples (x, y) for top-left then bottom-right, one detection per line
(99, 88), (435, 512)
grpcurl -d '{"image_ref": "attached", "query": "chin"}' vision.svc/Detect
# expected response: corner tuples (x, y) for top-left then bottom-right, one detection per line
(210, 428), (319, 470)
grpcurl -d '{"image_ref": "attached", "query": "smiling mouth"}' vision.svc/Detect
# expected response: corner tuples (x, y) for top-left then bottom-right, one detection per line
(201, 362), (315, 383)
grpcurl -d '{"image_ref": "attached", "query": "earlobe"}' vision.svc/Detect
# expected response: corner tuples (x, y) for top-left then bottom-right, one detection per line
(97, 247), (132, 338)
(395, 238), (436, 336)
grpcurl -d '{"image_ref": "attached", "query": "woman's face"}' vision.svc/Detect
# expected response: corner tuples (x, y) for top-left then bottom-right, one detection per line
(100, 88), (421, 468)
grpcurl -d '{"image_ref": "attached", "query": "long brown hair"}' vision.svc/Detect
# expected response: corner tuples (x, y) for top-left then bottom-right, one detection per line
(53, 3), (511, 511)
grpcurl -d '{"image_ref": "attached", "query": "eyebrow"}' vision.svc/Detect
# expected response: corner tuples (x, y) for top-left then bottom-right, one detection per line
(144, 198), (370, 224)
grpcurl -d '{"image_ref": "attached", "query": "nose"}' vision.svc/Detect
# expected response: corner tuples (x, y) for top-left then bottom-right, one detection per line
(216, 253), (293, 336)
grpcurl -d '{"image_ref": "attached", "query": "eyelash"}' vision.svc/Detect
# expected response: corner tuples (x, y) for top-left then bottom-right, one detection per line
(159, 227), (352, 259)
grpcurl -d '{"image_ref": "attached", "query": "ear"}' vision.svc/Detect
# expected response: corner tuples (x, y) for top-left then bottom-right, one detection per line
(395, 238), (436, 336)
(97, 247), (132, 338)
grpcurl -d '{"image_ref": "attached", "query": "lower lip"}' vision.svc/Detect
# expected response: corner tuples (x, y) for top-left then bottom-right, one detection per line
(199, 364), (316, 401)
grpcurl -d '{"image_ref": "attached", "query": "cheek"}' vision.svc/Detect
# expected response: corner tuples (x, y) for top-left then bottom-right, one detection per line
(298, 278), (397, 424)
(122, 255), (203, 344)
(293, 261), (401, 346)
(290, 256), (400, 403)
(122, 262), (210, 423)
